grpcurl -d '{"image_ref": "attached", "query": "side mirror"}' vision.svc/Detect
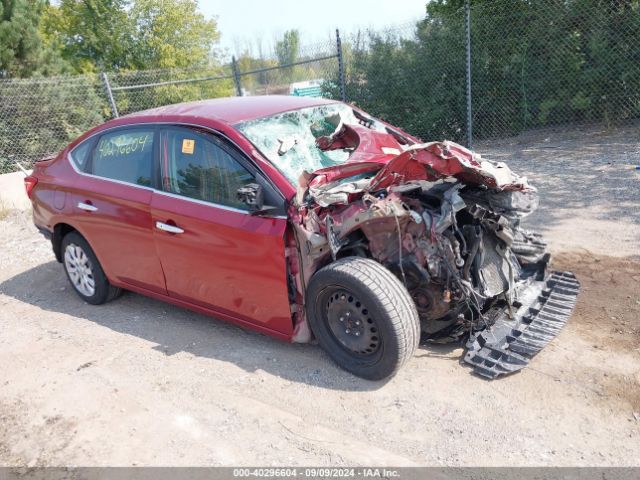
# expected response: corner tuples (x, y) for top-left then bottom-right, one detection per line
(237, 183), (265, 213)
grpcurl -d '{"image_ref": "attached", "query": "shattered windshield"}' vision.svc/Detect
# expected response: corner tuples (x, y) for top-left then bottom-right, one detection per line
(236, 104), (387, 184)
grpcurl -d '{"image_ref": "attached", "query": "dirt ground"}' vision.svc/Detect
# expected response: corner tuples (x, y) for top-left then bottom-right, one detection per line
(0, 124), (639, 466)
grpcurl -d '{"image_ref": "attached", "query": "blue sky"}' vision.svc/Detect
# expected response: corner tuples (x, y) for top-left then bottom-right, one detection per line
(199, 0), (427, 58)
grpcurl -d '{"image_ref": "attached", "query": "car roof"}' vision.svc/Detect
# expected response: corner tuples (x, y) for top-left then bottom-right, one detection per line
(123, 95), (340, 125)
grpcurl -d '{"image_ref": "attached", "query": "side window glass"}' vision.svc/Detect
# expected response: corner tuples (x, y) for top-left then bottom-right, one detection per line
(161, 128), (255, 209)
(69, 139), (93, 172)
(92, 130), (154, 186)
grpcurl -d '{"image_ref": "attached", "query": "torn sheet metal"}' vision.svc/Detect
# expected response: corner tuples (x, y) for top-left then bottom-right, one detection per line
(285, 115), (577, 377)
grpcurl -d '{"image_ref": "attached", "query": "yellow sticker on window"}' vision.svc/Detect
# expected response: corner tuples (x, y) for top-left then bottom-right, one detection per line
(182, 139), (195, 154)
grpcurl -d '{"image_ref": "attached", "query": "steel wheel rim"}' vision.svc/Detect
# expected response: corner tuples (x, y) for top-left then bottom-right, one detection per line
(324, 288), (380, 355)
(64, 243), (96, 297)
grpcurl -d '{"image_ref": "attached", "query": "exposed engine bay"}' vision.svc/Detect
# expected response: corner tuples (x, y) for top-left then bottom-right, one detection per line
(288, 117), (579, 379)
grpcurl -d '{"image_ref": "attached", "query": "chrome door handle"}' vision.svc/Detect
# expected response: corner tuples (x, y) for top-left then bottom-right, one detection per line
(77, 201), (98, 212)
(155, 221), (184, 234)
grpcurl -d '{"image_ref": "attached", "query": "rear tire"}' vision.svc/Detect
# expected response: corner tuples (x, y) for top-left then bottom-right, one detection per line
(61, 231), (121, 305)
(306, 257), (420, 380)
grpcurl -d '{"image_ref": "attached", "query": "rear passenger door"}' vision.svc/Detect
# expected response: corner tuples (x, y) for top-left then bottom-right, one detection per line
(69, 126), (167, 294)
(150, 126), (293, 336)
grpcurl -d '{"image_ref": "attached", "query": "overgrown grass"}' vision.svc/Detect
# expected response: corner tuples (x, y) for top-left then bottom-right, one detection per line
(0, 200), (10, 221)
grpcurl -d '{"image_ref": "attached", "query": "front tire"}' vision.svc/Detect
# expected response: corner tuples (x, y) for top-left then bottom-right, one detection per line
(306, 257), (420, 380)
(61, 231), (121, 305)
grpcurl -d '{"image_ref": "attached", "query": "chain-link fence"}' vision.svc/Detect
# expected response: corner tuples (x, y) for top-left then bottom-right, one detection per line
(0, 35), (342, 174)
(233, 37), (343, 98)
(343, 0), (640, 147)
(108, 66), (236, 117)
(0, 74), (109, 174)
(1, 0), (639, 175)
(341, 16), (468, 145)
(468, 0), (640, 141)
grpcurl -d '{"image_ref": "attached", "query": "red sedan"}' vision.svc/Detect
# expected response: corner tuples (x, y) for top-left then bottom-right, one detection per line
(26, 96), (578, 380)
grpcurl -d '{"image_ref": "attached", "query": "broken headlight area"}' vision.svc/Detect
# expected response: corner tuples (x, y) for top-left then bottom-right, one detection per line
(294, 140), (579, 379)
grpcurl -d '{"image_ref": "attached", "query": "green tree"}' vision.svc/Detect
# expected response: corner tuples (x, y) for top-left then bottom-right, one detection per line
(40, 0), (133, 73)
(41, 0), (222, 72)
(275, 29), (299, 82)
(39, 0), (231, 116)
(107, 0), (232, 114)
(275, 29), (300, 66)
(0, 0), (67, 77)
(235, 51), (278, 94)
(339, 14), (468, 142)
(129, 0), (221, 69)
(339, 0), (640, 142)
(109, 0), (231, 115)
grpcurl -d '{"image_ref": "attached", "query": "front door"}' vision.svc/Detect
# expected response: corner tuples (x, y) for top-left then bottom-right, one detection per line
(150, 126), (293, 336)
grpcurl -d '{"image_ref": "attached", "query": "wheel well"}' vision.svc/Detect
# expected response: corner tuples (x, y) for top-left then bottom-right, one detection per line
(335, 229), (370, 260)
(52, 223), (77, 262)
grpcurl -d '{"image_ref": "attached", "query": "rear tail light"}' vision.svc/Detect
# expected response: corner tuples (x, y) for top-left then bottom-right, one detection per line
(24, 176), (38, 199)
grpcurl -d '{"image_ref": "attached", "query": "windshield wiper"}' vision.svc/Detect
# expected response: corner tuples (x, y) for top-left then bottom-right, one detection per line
(352, 109), (374, 128)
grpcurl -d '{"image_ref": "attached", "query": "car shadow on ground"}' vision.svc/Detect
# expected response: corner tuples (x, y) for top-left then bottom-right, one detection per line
(0, 261), (463, 391)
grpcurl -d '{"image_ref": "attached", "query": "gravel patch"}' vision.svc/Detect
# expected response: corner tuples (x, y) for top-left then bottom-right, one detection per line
(477, 121), (640, 257)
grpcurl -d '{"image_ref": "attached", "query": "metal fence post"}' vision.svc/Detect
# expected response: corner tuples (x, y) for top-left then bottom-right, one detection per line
(231, 56), (243, 97)
(464, 0), (473, 149)
(336, 29), (346, 102)
(100, 72), (119, 118)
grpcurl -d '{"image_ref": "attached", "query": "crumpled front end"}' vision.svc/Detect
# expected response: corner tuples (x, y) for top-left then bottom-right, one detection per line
(290, 127), (579, 379)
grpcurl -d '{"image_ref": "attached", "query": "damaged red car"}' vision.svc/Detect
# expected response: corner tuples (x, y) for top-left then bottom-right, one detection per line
(26, 96), (579, 380)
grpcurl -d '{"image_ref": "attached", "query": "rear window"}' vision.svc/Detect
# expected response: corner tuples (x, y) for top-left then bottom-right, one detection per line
(69, 139), (94, 172)
(91, 130), (154, 186)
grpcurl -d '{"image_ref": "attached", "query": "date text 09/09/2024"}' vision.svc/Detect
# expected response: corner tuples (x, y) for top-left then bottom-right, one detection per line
(232, 468), (400, 478)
